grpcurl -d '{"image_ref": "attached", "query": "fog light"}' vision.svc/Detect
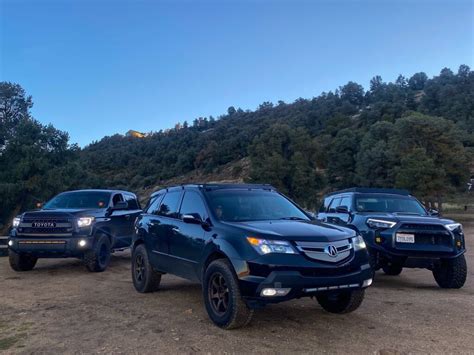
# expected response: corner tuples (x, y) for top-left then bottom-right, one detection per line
(78, 240), (87, 248)
(8, 240), (13, 247)
(362, 278), (373, 287)
(375, 236), (382, 244)
(261, 288), (291, 297)
(456, 240), (462, 248)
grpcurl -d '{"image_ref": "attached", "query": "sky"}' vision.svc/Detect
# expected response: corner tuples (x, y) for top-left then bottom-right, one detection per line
(1, 0), (473, 147)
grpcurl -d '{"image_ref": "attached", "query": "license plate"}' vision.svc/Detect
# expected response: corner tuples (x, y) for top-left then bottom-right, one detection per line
(396, 233), (415, 243)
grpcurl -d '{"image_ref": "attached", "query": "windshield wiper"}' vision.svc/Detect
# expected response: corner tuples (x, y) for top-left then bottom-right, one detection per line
(279, 216), (308, 221)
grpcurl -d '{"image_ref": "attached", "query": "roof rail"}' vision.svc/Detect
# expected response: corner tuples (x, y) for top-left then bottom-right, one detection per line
(326, 187), (410, 196)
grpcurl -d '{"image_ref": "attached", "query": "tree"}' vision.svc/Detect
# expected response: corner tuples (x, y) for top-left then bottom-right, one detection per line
(408, 72), (428, 90)
(248, 124), (325, 208)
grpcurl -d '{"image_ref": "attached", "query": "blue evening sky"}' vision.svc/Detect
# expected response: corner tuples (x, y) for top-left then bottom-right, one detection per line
(1, 0), (473, 146)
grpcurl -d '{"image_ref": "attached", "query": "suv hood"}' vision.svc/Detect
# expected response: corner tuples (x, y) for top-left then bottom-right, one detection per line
(222, 220), (355, 242)
(358, 212), (455, 225)
(21, 209), (105, 219)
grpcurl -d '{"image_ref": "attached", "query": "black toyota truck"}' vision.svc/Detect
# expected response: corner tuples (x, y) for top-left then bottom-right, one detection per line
(317, 188), (467, 288)
(8, 189), (141, 272)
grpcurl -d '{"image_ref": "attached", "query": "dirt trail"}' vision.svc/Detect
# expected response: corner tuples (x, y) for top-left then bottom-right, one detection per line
(1, 224), (473, 354)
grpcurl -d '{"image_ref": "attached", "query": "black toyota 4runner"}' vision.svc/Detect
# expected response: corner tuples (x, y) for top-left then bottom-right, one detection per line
(9, 189), (141, 272)
(317, 188), (467, 288)
(132, 184), (372, 329)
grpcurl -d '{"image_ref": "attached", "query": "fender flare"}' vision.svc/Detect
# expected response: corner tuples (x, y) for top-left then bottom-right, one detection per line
(198, 238), (249, 282)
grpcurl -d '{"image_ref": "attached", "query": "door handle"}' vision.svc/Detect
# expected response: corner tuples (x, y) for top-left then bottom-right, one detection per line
(172, 227), (180, 233)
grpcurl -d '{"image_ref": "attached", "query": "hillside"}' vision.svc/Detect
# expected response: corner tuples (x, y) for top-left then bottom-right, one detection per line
(1, 65), (473, 231)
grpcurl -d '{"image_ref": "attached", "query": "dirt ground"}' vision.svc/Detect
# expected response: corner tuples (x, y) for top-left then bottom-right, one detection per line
(1, 223), (473, 354)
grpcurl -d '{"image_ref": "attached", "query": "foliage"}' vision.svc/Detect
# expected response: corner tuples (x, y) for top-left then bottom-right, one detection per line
(1, 65), (473, 228)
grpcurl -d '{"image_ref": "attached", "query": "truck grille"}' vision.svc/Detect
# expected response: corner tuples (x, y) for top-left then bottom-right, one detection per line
(397, 224), (452, 247)
(19, 218), (73, 236)
(295, 239), (352, 263)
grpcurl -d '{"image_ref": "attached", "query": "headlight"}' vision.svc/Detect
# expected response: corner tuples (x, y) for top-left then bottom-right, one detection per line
(366, 218), (396, 229)
(77, 217), (94, 228)
(12, 217), (21, 228)
(246, 237), (297, 255)
(445, 223), (463, 232)
(352, 235), (367, 250)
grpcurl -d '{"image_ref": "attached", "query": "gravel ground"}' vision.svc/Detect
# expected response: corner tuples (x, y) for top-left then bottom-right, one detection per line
(0, 223), (473, 354)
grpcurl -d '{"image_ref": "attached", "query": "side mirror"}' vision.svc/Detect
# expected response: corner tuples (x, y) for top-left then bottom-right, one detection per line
(428, 209), (439, 217)
(335, 205), (350, 214)
(182, 214), (202, 225)
(112, 201), (129, 211)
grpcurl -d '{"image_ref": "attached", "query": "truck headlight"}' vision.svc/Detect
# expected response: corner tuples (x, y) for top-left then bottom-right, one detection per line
(445, 223), (462, 232)
(247, 237), (297, 255)
(77, 217), (94, 228)
(12, 217), (21, 228)
(366, 218), (396, 229)
(352, 235), (367, 250)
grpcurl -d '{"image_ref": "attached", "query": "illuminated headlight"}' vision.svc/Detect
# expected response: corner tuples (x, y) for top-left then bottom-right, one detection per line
(352, 235), (367, 250)
(12, 217), (21, 228)
(77, 217), (94, 228)
(366, 218), (396, 229)
(445, 223), (462, 232)
(8, 240), (13, 247)
(247, 237), (297, 255)
(78, 239), (87, 248)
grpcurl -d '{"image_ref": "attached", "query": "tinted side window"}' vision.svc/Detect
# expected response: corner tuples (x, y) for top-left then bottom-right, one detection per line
(112, 193), (124, 206)
(146, 194), (163, 214)
(124, 194), (140, 210)
(328, 197), (341, 212)
(180, 191), (208, 221)
(339, 196), (351, 210)
(158, 191), (182, 218)
(319, 196), (332, 213)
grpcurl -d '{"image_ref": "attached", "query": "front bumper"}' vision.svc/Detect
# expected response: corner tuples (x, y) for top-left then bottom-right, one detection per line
(236, 251), (372, 304)
(8, 234), (93, 258)
(362, 225), (465, 260)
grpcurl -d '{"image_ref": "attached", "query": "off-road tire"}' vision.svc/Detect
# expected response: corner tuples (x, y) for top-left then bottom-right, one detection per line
(203, 259), (254, 329)
(317, 289), (365, 314)
(9, 250), (38, 271)
(84, 234), (111, 272)
(132, 243), (162, 293)
(382, 262), (403, 276)
(432, 254), (467, 289)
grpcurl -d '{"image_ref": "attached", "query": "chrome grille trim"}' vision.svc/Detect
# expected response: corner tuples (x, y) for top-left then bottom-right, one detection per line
(295, 239), (352, 262)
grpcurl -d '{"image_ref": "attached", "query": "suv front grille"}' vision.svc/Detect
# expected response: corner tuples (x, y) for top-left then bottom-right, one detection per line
(397, 224), (452, 247)
(19, 218), (74, 236)
(295, 239), (352, 263)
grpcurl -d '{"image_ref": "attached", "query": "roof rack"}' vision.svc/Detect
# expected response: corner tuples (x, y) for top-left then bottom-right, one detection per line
(326, 187), (410, 196)
(151, 183), (276, 197)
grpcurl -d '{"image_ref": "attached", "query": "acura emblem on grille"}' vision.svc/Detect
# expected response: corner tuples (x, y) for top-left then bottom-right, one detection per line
(325, 245), (338, 257)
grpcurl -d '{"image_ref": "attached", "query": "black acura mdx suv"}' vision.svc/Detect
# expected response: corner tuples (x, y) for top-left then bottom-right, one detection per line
(9, 189), (141, 272)
(132, 184), (372, 329)
(317, 188), (467, 288)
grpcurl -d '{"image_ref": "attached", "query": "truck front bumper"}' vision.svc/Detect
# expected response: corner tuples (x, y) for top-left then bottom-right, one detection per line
(8, 235), (94, 258)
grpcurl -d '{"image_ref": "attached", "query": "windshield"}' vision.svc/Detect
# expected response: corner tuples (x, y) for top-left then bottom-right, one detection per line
(205, 189), (309, 222)
(355, 194), (427, 215)
(44, 191), (111, 209)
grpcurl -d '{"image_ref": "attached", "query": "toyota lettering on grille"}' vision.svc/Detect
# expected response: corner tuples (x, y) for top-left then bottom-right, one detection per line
(32, 221), (56, 228)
